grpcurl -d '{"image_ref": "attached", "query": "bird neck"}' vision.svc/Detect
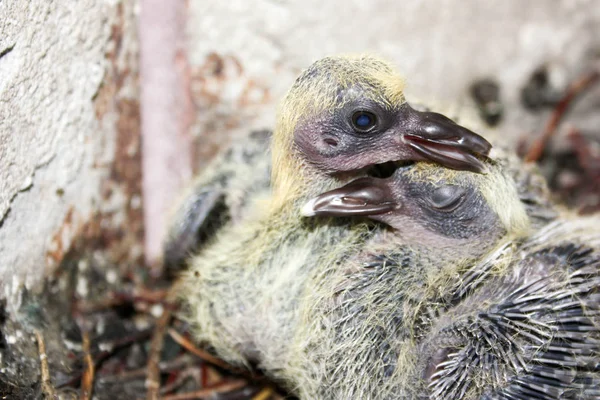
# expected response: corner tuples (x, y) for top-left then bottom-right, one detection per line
(240, 196), (372, 273)
(370, 231), (519, 310)
(271, 158), (340, 215)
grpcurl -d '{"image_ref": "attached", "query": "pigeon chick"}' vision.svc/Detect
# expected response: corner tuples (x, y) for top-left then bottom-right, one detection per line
(302, 165), (598, 399)
(175, 55), (493, 392)
(294, 160), (529, 399)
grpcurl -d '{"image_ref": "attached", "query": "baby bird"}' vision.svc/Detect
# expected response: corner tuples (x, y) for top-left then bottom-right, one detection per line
(179, 157), (529, 399)
(174, 55), (502, 398)
(165, 55), (492, 270)
(293, 160), (529, 398)
(302, 166), (599, 399)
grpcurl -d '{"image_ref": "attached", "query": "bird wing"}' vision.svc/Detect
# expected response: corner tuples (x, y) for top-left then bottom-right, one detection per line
(163, 130), (272, 272)
(426, 217), (600, 400)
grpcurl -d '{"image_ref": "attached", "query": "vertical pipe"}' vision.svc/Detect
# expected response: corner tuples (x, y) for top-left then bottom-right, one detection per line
(139, 0), (193, 273)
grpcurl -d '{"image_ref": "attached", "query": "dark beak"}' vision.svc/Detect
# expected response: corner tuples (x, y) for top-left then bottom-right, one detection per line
(400, 104), (492, 173)
(301, 177), (397, 217)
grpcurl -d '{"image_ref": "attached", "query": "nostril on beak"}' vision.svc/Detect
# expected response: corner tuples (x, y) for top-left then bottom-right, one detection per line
(323, 137), (338, 147)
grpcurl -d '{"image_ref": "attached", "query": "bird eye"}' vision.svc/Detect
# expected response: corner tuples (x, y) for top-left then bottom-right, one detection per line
(429, 185), (465, 212)
(351, 111), (377, 132)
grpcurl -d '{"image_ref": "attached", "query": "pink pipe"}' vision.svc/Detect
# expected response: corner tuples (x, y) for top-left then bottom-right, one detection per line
(139, 0), (193, 272)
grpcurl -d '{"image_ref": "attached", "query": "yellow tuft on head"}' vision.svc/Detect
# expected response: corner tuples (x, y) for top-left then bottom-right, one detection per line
(478, 168), (531, 238)
(271, 54), (407, 208)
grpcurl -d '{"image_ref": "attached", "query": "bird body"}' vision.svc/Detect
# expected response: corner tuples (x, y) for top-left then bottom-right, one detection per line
(287, 160), (533, 398)
(289, 165), (599, 399)
(169, 55), (594, 399)
(178, 208), (372, 372)
(177, 159), (532, 398)
(299, 154), (598, 398)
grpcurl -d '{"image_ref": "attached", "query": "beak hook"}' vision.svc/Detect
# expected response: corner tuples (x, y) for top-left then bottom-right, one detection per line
(302, 177), (398, 217)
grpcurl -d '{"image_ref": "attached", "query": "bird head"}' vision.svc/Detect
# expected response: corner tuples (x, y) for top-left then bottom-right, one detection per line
(271, 55), (492, 209)
(301, 160), (530, 259)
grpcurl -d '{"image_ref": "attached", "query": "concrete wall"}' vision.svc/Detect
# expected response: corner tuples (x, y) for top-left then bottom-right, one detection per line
(0, 1), (142, 301)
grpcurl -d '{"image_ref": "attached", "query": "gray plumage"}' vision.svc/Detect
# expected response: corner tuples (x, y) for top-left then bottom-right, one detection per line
(164, 130), (272, 271)
(422, 217), (600, 399)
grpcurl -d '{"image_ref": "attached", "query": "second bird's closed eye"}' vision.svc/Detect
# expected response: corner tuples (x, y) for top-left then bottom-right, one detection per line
(428, 185), (466, 212)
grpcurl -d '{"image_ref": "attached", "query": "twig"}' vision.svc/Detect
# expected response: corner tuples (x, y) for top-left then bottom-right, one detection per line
(76, 287), (172, 314)
(159, 379), (247, 400)
(100, 354), (195, 383)
(524, 69), (600, 163)
(568, 128), (600, 174)
(102, 366), (148, 382)
(75, 296), (127, 314)
(167, 328), (243, 373)
(252, 387), (274, 400)
(567, 128), (600, 214)
(35, 330), (57, 399)
(135, 287), (171, 303)
(146, 308), (173, 400)
(159, 365), (202, 395)
(79, 329), (95, 400)
(57, 328), (154, 388)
